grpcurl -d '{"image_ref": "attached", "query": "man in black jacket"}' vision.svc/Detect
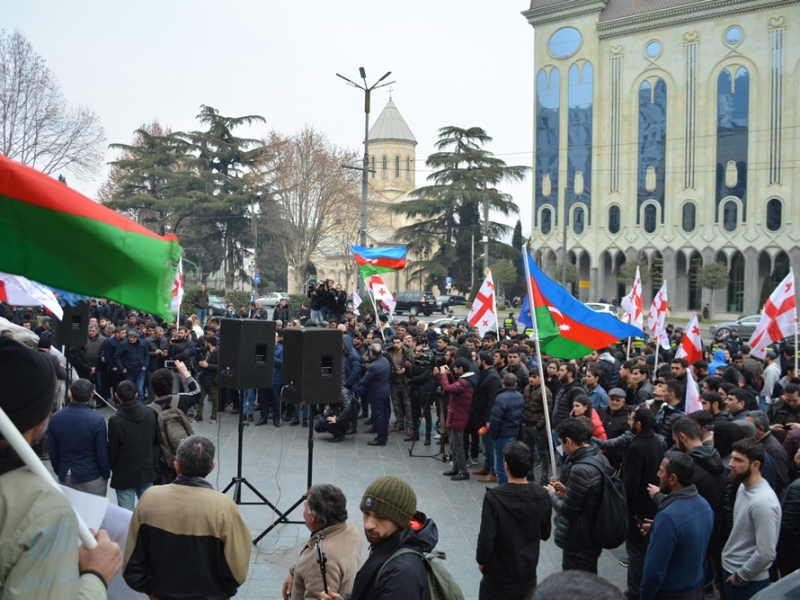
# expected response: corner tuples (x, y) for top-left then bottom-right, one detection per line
(598, 388), (630, 471)
(477, 441), (551, 600)
(551, 363), (585, 429)
(272, 297), (291, 324)
(473, 351), (502, 483)
(623, 406), (664, 600)
(107, 380), (158, 510)
(322, 475), (441, 600)
(195, 336), (219, 424)
(631, 365), (654, 406)
(545, 418), (611, 574)
(654, 379), (685, 449)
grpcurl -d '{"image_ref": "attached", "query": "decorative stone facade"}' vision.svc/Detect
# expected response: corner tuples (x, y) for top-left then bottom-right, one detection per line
(523, 0), (800, 317)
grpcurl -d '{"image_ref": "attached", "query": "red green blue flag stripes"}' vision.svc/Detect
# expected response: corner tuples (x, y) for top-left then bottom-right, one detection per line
(523, 248), (643, 359)
(350, 244), (406, 279)
(0, 155), (182, 318)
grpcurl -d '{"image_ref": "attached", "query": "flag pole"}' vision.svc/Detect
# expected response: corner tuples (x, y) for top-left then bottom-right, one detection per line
(364, 277), (382, 335)
(522, 247), (559, 481)
(489, 270), (500, 339)
(626, 338), (631, 360)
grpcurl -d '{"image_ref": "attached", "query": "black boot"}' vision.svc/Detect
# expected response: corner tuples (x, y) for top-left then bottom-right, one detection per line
(424, 432), (431, 446)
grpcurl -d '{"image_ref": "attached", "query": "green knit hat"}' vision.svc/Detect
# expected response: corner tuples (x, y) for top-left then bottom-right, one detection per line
(360, 475), (417, 530)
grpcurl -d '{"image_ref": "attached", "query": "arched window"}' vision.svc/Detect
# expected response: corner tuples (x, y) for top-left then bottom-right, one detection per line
(728, 252), (745, 312)
(371, 157), (375, 179)
(637, 79), (667, 221)
(536, 68), (560, 225)
(573, 206), (585, 235)
(608, 206), (620, 234)
(766, 198), (782, 232)
(406, 157), (411, 179)
(682, 202), (696, 232)
(723, 200), (738, 232)
(643, 204), (657, 233)
(395, 156), (400, 177)
(716, 67), (749, 221)
(382, 156), (387, 178)
(541, 208), (552, 235)
(688, 252), (703, 310)
(568, 62), (593, 220)
(773, 252), (791, 287)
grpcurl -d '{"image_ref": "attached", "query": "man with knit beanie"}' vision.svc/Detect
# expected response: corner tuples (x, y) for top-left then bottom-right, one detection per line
(0, 337), (122, 598)
(321, 475), (440, 600)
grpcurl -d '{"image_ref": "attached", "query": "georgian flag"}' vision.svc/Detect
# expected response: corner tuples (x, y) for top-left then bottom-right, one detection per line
(170, 258), (184, 313)
(368, 275), (395, 316)
(648, 281), (670, 350)
(675, 312), (703, 365)
(0, 272), (63, 320)
(351, 280), (362, 316)
(468, 272), (497, 336)
(749, 269), (797, 359)
(620, 266), (644, 331)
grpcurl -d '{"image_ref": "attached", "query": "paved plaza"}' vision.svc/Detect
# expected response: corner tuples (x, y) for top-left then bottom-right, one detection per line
(69, 401), (629, 599)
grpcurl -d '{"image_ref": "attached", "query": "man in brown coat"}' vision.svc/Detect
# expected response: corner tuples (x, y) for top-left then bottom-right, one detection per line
(522, 369), (553, 485)
(282, 484), (362, 600)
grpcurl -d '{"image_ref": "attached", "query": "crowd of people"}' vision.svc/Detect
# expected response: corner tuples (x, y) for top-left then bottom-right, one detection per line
(2, 284), (800, 600)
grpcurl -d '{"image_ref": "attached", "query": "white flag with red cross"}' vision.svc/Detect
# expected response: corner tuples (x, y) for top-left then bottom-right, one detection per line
(620, 266), (644, 331)
(675, 312), (703, 365)
(170, 258), (183, 314)
(648, 281), (670, 350)
(468, 272), (498, 336)
(748, 269), (797, 359)
(351, 280), (362, 316)
(685, 367), (703, 414)
(368, 275), (396, 317)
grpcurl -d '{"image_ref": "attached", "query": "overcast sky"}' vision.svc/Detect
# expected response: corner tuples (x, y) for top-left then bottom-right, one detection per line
(2, 1), (535, 235)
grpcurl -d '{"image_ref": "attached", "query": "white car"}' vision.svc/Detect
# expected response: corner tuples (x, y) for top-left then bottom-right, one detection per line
(584, 302), (618, 317)
(255, 292), (290, 308)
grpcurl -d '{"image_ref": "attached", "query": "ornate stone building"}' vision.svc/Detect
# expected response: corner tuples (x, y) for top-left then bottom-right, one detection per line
(524, 0), (799, 316)
(304, 98), (419, 292)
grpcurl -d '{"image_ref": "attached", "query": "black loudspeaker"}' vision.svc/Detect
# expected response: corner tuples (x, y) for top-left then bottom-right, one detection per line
(218, 319), (275, 389)
(52, 302), (90, 346)
(282, 329), (342, 405)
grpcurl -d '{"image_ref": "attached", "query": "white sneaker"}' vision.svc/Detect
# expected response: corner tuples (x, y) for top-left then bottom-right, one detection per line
(434, 433), (442, 440)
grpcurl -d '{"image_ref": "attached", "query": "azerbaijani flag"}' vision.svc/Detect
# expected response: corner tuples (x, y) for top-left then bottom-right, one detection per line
(523, 248), (643, 359)
(0, 155), (182, 318)
(350, 244), (407, 279)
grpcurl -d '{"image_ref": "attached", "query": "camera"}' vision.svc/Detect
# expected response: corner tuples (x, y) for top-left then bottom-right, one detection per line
(164, 360), (177, 369)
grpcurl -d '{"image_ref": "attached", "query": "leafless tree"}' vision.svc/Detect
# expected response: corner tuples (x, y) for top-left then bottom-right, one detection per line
(257, 127), (360, 292)
(0, 30), (105, 179)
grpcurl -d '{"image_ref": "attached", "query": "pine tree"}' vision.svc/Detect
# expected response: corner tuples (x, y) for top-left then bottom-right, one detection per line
(391, 127), (528, 292)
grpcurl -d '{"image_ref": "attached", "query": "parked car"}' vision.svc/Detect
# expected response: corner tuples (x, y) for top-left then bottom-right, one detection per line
(584, 302), (617, 317)
(256, 292), (290, 309)
(435, 295), (467, 314)
(394, 291), (437, 316)
(206, 295), (227, 316)
(430, 317), (458, 331)
(709, 314), (761, 339)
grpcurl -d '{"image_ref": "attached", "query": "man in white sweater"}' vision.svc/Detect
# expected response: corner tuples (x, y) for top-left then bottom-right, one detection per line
(722, 438), (781, 599)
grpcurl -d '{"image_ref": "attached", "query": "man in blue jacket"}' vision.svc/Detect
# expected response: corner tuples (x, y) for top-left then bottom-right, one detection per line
(47, 378), (111, 496)
(639, 451), (713, 600)
(360, 343), (391, 446)
(342, 335), (362, 434)
(489, 373), (525, 486)
(115, 329), (149, 401)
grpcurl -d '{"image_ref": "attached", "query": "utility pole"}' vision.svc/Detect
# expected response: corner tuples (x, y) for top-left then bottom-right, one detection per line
(337, 68), (395, 293)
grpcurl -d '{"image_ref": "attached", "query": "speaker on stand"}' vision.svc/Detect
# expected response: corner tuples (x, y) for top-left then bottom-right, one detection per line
(253, 328), (342, 544)
(217, 319), (284, 545)
(52, 301), (91, 409)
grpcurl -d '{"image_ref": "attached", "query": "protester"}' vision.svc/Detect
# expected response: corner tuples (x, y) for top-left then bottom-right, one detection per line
(521, 369), (553, 484)
(489, 373), (525, 486)
(0, 337), (122, 598)
(282, 484), (361, 600)
(360, 342), (392, 446)
(124, 435), (251, 599)
(532, 571), (624, 600)
(476, 441), (551, 600)
(473, 350), (503, 482)
(46, 378), (110, 496)
(439, 357), (478, 481)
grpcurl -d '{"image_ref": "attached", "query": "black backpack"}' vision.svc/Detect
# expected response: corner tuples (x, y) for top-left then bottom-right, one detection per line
(584, 454), (628, 549)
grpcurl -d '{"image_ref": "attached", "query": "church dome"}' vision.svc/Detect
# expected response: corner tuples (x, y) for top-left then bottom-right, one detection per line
(368, 99), (417, 144)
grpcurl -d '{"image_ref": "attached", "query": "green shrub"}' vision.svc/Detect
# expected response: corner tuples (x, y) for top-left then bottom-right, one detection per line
(226, 291), (252, 311)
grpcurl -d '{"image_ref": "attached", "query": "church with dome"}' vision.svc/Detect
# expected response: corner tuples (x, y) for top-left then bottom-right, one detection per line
(300, 97), (421, 293)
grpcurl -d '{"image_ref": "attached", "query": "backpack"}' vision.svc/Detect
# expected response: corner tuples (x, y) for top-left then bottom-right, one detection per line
(149, 396), (194, 467)
(584, 454), (628, 549)
(376, 548), (464, 600)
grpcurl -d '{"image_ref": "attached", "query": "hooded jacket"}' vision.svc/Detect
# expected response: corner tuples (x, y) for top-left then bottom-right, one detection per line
(473, 366), (502, 423)
(107, 400), (157, 489)
(552, 379), (586, 427)
(348, 513), (438, 600)
(440, 370), (478, 431)
(623, 428), (664, 525)
(476, 483), (551, 585)
(655, 403), (684, 448)
(342, 335), (361, 391)
(489, 387), (525, 440)
(687, 444), (727, 555)
(599, 352), (621, 389)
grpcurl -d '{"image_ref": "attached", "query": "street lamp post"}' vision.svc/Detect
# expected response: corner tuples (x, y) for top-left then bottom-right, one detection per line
(337, 67), (394, 292)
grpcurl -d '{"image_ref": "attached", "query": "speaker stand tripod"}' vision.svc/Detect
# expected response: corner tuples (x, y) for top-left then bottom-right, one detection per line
(252, 408), (314, 544)
(222, 401), (287, 543)
(408, 391), (446, 461)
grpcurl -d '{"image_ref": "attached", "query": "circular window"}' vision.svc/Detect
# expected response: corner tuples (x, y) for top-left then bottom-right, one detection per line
(549, 28), (582, 59)
(725, 26), (743, 45)
(645, 41), (661, 58)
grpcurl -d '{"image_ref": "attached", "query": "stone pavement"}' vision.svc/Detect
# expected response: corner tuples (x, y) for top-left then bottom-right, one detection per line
(86, 403), (629, 599)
